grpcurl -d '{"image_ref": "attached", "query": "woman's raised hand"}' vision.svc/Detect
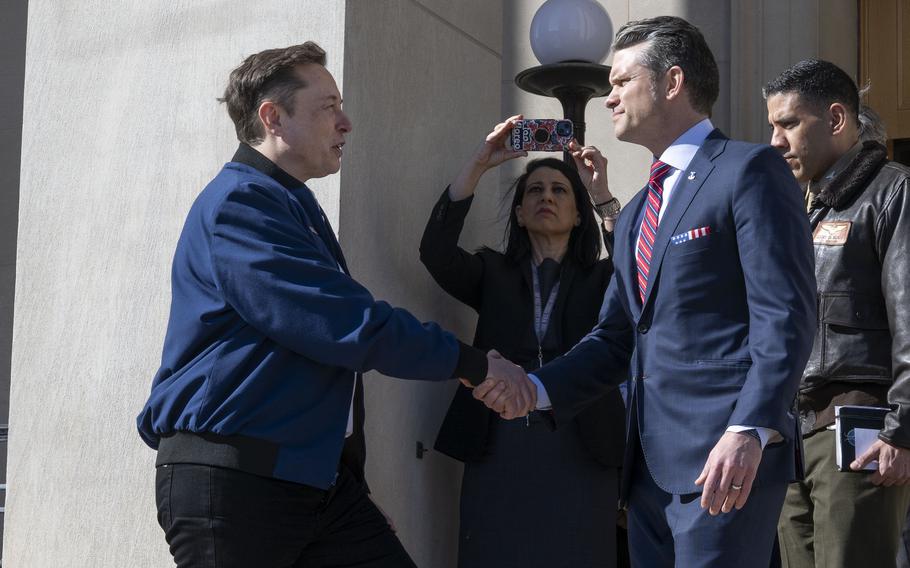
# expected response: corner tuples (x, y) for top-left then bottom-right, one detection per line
(470, 114), (528, 170)
(449, 115), (528, 201)
(568, 140), (612, 204)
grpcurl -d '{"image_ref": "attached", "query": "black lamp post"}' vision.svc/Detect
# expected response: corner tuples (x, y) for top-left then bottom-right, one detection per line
(515, 61), (611, 153)
(518, 0), (614, 165)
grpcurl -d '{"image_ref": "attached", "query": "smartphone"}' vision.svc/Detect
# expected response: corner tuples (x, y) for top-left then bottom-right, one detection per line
(510, 119), (574, 152)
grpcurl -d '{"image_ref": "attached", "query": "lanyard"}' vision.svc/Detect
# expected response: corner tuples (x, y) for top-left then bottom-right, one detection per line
(531, 261), (560, 369)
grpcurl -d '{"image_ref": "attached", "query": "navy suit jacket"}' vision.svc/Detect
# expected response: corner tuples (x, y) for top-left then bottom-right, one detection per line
(536, 130), (817, 496)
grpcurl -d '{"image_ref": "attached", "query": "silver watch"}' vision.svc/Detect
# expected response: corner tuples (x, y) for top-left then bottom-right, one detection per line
(594, 197), (621, 218)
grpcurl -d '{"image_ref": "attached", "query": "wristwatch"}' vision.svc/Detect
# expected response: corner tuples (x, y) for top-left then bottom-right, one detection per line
(594, 197), (621, 218)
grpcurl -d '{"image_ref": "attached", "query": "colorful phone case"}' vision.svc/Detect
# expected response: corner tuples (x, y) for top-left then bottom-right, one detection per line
(510, 119), (574, 152)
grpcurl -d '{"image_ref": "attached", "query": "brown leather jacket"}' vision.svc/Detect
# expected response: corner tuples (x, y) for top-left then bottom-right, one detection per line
(803, 141), (910, 448)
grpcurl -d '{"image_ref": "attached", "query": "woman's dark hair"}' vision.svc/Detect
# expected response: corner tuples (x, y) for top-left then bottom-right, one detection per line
(502, 158), (601, 267)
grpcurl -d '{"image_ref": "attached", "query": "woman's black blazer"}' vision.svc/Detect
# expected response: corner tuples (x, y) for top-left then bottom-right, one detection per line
(419, 190), (626, 467)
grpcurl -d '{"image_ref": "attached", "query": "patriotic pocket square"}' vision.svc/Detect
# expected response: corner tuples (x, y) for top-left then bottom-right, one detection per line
(671, 226), (712, 245)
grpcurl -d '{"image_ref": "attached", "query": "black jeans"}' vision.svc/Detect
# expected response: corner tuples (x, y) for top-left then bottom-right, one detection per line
(155, 463), (416, 568)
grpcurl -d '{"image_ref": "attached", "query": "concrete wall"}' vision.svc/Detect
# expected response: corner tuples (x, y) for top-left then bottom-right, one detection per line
(0, 0), (28, 555)
(341, 1), (502, 565)
(5, 2), (345, 566)
(730, 0), (858, 143)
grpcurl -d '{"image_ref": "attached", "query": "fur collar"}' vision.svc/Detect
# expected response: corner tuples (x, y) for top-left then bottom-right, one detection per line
(816, 141), (888, 209)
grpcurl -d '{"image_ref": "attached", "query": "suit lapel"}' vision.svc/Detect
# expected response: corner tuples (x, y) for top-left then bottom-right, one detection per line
(555, 258), (576, 328)
(519, 258), (535, 339)
(640, 133), (727, 307)
(520, 256), (533, 295)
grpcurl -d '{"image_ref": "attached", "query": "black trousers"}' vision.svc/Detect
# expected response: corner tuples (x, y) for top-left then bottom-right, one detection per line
(155, 463), (416, 568)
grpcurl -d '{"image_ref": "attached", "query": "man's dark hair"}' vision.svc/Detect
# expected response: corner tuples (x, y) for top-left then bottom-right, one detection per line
(219, 42), (327, 145)
(500, 158), (601, 267)
(612, 16), (719, 115)
(762, 59), (860, 120)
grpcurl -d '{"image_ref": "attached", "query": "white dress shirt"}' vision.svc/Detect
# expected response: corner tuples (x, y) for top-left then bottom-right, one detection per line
(529, 119), (778, 449)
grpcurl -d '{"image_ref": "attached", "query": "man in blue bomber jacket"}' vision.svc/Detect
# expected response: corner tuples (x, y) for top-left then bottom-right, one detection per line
(136, 42), (536, 568)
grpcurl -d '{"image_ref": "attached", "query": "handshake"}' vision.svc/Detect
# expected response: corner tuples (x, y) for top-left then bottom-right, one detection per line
(460, 350), (539, 419)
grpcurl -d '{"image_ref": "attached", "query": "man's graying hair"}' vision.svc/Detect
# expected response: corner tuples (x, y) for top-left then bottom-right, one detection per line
(612, 16), (719, 115)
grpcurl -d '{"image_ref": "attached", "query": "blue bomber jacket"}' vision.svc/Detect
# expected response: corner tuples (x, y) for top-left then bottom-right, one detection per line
(137, 144), (486, 489)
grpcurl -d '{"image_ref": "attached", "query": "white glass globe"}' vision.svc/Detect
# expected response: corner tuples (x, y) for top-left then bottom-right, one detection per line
(530, 0), (613, 65)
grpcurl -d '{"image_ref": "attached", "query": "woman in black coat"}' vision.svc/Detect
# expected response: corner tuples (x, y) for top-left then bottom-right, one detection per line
(420, 115), (626, 568)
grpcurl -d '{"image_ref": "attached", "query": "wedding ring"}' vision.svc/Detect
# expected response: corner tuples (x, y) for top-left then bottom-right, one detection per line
(730, 483), (743, 491)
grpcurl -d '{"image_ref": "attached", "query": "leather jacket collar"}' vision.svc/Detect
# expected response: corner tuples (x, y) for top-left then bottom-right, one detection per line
(815, 141), (888, 209)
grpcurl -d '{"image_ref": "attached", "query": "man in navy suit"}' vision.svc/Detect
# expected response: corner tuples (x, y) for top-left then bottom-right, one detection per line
(474, 16), (816, 567)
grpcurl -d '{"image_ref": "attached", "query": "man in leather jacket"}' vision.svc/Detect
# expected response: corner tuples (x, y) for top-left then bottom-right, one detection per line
(765, 59), (910, 568)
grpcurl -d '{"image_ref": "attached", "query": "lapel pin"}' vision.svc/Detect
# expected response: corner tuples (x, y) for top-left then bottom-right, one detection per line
(687, 171), (697, 181)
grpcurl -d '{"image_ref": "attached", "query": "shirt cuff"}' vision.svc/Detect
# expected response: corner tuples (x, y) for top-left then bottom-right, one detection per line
(726, 425), (780, 449)
(527, 373), (552, 410)
(452, 342), (487, 386)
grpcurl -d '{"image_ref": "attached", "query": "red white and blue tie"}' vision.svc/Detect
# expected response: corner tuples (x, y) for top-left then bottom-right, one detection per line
(636, 159), (672, 303)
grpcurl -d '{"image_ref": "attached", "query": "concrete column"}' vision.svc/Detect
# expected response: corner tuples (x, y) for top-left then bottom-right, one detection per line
(730, 0), (858, 143)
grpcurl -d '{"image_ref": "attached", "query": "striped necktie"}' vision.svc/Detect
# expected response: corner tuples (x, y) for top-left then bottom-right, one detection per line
(636, 159), (672, 303)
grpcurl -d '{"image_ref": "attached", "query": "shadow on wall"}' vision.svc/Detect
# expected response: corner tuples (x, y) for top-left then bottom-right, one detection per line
(679, 1), (732, 136)
(0, 0), (29, 559)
